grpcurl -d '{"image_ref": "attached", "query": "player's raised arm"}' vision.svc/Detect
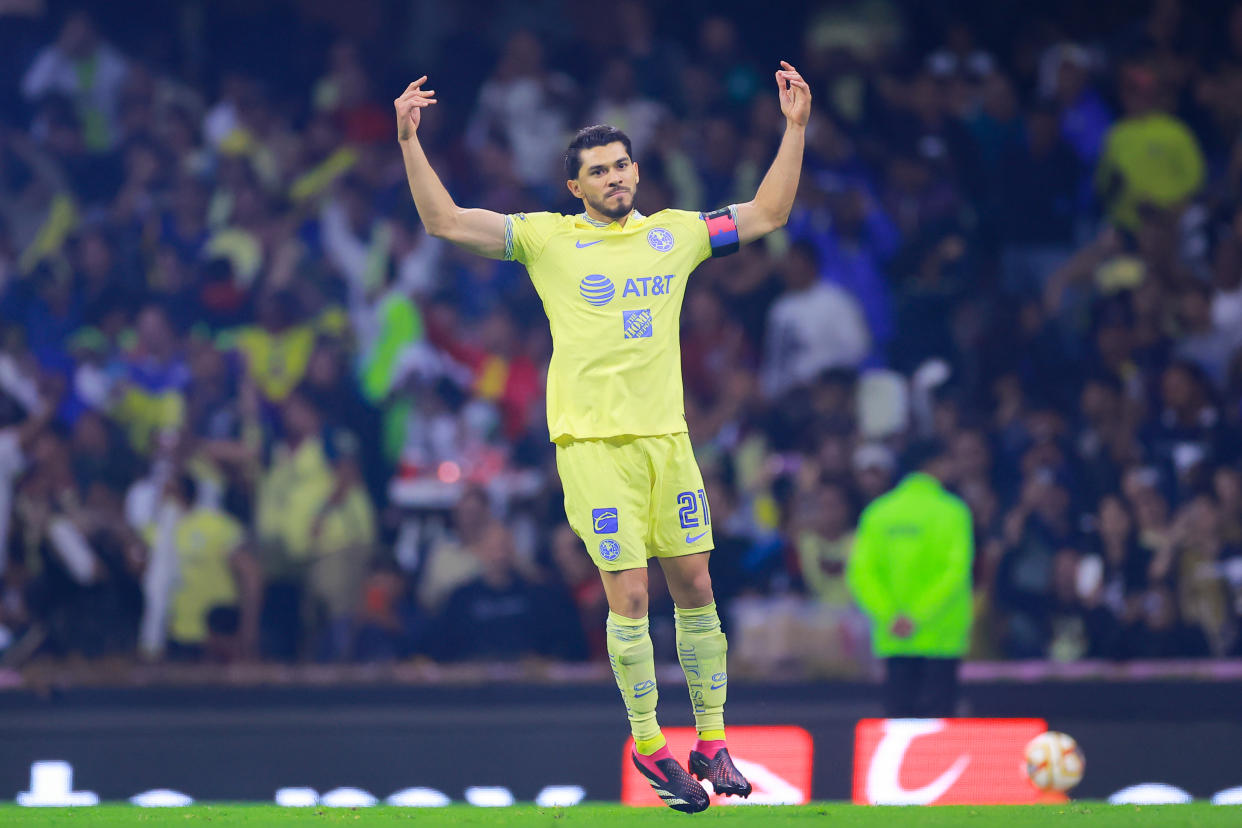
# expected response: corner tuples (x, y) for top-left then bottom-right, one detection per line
(733, 60), (811, 245)
(395, 77), (508, 259)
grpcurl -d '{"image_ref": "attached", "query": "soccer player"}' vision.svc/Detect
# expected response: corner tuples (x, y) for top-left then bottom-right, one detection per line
(395, 60), (810, 813)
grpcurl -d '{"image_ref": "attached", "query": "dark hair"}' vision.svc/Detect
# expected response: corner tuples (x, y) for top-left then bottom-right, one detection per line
(903, 440), (948, 475)
(564, 125), (633, 179)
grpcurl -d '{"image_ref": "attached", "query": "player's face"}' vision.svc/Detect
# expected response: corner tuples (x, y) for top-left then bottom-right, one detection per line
(568, 142), (639, 220)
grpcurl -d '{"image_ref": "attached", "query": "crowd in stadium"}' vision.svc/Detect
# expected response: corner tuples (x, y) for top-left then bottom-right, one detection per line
(2, 0), (1242, 671)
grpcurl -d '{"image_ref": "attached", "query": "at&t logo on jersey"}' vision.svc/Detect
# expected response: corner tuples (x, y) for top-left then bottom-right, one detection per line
(599, 539), (621, 561)
(623, 309), (653, 339)
(579, 274), (615, 306)
(647, 227), (674, 252)
(592, 508), (619, 534)
(621, 275), (676, 298)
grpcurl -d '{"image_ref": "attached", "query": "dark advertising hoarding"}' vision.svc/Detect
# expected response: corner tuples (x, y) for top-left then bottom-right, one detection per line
(2, 681), (1240, 806)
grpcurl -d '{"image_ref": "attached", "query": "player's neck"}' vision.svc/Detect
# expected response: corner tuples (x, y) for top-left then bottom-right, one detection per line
(582, 206), (634, 228)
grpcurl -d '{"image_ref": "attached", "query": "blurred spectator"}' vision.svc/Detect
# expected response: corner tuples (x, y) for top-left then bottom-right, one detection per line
(792, 478), (857, 607)
(550, 522), (608, 659)
(22, 10), (129, 152)
(1079, 494), (1154, 659)
(586, 59), (667, 162)
(255, 390), (375, 659)
(1174, 281), (1242, 389)
(1095, 63), (1204, 232)
(416, 485), (492, 614)
(9, 427), (141, 658)
(787, 183), (898, 352)
(0, 127), (70, 261)
(994, 469), (1079, 658)
(852, 442), (896, 505)
(429, 306), (541, 445)
(996, 102), (1080, 295)
(112, 305), (189, 455)
(1158, 494), (1236, 656)
(1143, 361), (1228, 498)
(163, 475), (262, 662)
(434, 521), (585, 661)
(1040, 43), (1112, 192)
(760, 241), (870, 398)
(233, 290), (317, 407)
(0, 390), (53, 581)
(466, 30), (575, 190)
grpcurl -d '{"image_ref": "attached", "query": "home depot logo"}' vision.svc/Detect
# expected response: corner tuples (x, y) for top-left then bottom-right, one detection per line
(621, 726), (812, 806)
(853, 718), (1067, 805)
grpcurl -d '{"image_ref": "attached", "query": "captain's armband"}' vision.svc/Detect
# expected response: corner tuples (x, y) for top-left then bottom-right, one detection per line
(702, 205), (740, 258)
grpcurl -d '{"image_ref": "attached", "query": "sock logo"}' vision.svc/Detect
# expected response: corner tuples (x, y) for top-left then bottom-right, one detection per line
(592, 508), (619, 534)
(633, 680), (656, 698)
(711, 672), (728, 690)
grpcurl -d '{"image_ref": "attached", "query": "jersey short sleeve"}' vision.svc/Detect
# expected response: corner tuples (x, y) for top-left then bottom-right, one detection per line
(655, 208), (712, 267)
(505, 211), (566, 265)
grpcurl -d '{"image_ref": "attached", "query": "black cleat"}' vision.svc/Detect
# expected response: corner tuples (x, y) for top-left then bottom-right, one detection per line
(632, 747), (710, 813)
(689, 747), (753, 798)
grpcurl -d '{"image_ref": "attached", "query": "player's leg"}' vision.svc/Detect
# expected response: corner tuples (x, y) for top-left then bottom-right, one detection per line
(659, 552), (727, 743)
(557, 437), (708, 813)
(601, 565), (709, 812)
(651, 434), (751, 798)
(598, 566), (662, 754)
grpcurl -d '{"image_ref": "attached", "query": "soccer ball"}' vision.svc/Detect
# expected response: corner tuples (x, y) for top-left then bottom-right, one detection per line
(1024, 731), (1085, 793)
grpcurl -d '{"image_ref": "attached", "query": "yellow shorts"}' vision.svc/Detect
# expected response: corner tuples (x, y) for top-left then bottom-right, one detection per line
(556, 433), (714, 571)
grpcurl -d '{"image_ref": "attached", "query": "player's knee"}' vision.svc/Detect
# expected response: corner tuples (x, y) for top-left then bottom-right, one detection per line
(686, 570), (714, 606)
(608, 584), (648, 618)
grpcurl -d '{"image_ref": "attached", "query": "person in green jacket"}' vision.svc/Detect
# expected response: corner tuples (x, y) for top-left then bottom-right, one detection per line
(846, 444), (973, 717)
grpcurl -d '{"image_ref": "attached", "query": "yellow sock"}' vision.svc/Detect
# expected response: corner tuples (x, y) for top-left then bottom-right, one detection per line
(634, 733), (667, 755)
(606, 611), (664, 753)
(675, 602), (728, 741)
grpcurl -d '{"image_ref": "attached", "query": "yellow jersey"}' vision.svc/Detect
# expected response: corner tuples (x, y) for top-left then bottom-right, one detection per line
(170, 508), (243, 644)
(506, 208), (727, 442)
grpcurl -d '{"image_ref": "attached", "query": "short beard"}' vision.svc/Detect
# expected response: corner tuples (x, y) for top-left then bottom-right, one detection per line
(588, 189), (635, 220)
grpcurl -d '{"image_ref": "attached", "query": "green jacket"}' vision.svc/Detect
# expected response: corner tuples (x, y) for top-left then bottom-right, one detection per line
(846, 473), (974, 657)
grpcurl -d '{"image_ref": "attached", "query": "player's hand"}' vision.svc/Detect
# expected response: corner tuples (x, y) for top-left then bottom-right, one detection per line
(394, 77), (438, 142)
(776, 60), (811, 128)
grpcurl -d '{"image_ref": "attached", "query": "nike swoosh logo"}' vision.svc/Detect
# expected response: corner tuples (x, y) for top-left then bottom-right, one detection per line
(575, 239), (603, 248)
(711, 682), (726, 690)
(685, 531), (708, 544)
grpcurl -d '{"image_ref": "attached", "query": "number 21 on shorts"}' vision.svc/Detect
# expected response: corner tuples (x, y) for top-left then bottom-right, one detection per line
(677, 488), (711, 529)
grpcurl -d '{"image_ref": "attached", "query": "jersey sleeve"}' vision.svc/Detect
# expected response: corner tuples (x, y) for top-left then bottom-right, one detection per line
(504, 211), (563, 265)
(663, 208), (714, 266)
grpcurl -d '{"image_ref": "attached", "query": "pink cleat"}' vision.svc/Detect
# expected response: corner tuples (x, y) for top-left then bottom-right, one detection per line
(632, 745), (710, 813)
(688, 740), (752, 798)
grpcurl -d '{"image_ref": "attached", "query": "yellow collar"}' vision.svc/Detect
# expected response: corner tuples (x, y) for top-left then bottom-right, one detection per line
(578, 209), (644, 230)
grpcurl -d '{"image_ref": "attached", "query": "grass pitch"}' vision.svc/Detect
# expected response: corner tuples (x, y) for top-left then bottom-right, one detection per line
(0, 803), (1235, 827)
